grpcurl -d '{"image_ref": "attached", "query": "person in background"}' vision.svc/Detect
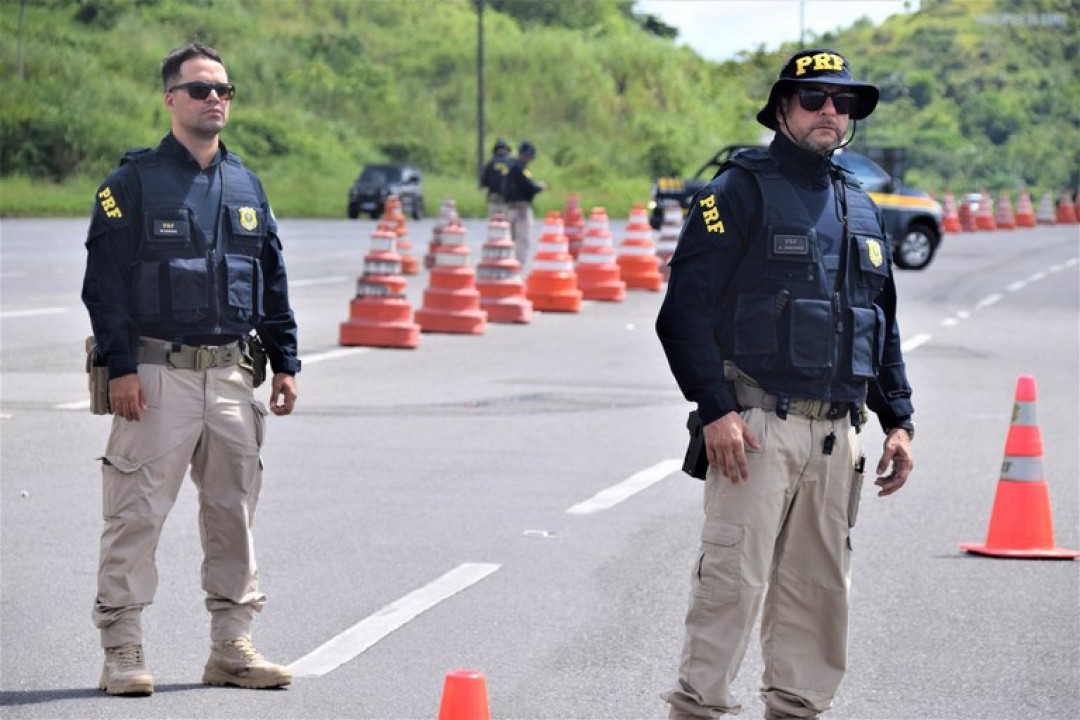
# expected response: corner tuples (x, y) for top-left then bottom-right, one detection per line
(502, 141), (546, 264)
(479, 137), (513, 219)
(656, 48), (915, 720)
(81, 42), (299, 696)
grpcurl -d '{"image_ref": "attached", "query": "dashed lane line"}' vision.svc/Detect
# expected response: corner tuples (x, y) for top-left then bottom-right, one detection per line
(300, 347), (370, 364)
(566, 458), (683, 515)
(288, 562), (501, 677)
(0, 307), (68, 319)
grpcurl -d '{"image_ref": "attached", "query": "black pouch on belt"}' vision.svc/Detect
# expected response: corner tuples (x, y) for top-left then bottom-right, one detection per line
(84, 336), (111, 415)
(240, 332), (268, 388)
(683, 410), (709, 480)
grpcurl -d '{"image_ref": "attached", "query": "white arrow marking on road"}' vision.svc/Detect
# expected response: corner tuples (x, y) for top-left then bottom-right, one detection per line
(288, 562), (501, 677)
(566, 458), (683, 515)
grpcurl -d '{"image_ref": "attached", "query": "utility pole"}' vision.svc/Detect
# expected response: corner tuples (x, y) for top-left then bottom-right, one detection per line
(476, 0), (485, 182)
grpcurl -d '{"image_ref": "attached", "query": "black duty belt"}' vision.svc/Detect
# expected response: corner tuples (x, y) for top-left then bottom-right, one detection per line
(734, 378), (852, 421)
(136, 337), (242, 370)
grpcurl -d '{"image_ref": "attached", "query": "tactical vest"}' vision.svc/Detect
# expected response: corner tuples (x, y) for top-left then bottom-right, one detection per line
(719, 149), (891, 403)
(122, 147), (267, 341)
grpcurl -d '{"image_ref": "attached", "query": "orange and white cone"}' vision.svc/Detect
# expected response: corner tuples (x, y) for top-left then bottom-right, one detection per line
(563, 193), (586, 260)
(993, 190), (1016, 230)
(414, 218), (488, 334)
(1055, 191), (1077, 224)
(338, 223), (420, 349)
(655, 200), (683, 277)
(974, 190), (997, 231)
(425, 197), (459, 270)
(616, 203), (664, 291)
(1035, 191), (1057, 224)
(960, 375), (1079, 559)
(476, 214), (533, 323)
(940, 192), (962, 233)
(575, 207), (625, 302)
(384, 195), (420, 275)
(1014, 189), (1036, 228)
(438, 670), (490, 720)
(525, 212), (583, 313)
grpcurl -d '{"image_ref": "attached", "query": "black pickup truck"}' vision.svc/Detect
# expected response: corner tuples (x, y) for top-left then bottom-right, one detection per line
(647, 145), (944, 270)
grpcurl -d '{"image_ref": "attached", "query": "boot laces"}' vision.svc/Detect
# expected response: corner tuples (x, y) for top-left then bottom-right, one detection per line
(226, 636), (264, 663)
(110, 644), (144, 668)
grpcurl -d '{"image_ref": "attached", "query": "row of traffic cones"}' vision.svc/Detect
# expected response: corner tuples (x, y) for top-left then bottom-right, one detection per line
(942, 189), (1078, 233)
(339, 201), (667, 349)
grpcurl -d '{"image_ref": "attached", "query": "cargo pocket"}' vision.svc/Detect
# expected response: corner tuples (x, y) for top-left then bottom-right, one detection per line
(693, 520), (742, 607)
(168, 258), (209, 324)
(223, 253), (263, 323)
(251, 400), (269, 449)
(99, 454), (144, 517)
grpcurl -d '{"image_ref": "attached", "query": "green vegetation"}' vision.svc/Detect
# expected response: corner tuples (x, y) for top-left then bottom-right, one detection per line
(1, 0), (1076, 218)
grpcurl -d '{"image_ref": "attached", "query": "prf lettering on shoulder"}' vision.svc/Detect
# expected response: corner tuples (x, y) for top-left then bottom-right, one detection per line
(97, 187), (122, 219)
(795, 52), (844, 76)
(698, 193), (725, 234)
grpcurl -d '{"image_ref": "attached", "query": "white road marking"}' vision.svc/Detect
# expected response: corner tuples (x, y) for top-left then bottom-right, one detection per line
(289, 562), (501, 677)
(0, 307), (68, 319)
(902, 333), (933, 353)
(300, 347), (369, 364)
(290, 275), (351, 288)
(55, 400), (91, 410)
(974, 293), (1002, 309)
(1006, 281), (1027, 292)
(566, 458), (682, 515)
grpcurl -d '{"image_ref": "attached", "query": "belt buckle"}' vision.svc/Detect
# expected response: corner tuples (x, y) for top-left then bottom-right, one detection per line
(194, 347), (214, 370)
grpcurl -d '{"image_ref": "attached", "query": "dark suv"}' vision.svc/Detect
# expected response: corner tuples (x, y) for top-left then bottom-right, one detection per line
(347, 163), (424, 219)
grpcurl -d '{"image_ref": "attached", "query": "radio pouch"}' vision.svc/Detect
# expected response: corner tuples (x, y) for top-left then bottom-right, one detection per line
(683, 410), (709, 480)
(85, 336), (111, 415)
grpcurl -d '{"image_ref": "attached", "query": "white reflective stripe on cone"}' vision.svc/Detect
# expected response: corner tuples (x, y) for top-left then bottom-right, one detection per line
(1000, 456), (1044, 482)
(578, 253), (616, 265)
(619, 245), (655, 255)
(434, 252), (471, 267)
(1011, 401), (1039, 426)
(532, 259), (574, 271)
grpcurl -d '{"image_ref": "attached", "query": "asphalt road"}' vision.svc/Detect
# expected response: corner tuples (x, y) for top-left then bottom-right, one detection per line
(1, 216), (1078, 720)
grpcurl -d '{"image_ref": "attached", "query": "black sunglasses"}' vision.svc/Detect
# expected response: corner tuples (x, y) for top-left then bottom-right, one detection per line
(168, 81), (236, 101)
(796, 87), (857, 115)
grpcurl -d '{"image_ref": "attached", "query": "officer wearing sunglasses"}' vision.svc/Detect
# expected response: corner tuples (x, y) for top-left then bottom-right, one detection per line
(659, 48), (915, 720)
(82, 43), (298, 696)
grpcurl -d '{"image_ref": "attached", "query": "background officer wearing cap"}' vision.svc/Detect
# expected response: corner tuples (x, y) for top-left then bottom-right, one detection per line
(501, 141), (546, 264)
(82, 43), (298, 696)
(657, 49), (914, 720)
(479, 137), (513, 219)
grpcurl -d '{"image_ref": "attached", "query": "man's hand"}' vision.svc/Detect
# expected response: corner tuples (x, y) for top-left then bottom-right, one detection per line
(704, 411), (761, 483)
(875, 428), (914, 496)
(109, 373), (145, 422)
(268, 373), (297, 416)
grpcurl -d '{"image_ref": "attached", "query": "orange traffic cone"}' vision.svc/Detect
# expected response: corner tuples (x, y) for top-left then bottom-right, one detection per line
(575, 207), (626, 302)
(338, 223), (420, 349)
(974, 190), (997, 231)
(994, 190), (1016, 230)
(655, 200), (683, 276)
(384, 195), (420, 275)
(1035, 191), (1057, 224)
(525, 212), (583, 312)
(563, 193), (586, 259)
(1074, 189), (1080, 222)
(958, 196), (978, 232)
(1014, 189), (1036, 227)
(960, 376), (1079, 559)
(940, 191), (962, 233)
(476, 214), (533, 323)
(415, 218), (488, 334)
(1055, 191), (1077, 224)
(438, 669), (490, 720)
(616, 203), (664, 291)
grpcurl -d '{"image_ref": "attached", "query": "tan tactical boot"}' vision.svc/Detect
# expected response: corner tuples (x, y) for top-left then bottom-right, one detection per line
(202, 636), (292, 689)
(99, 644), (154, 696)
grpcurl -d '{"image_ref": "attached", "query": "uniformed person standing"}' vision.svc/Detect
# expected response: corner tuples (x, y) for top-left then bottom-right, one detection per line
(502, 141), (546, 264)
(479, 137), (513, 219)
(81, 43), (299, 696)
(656, 49), (915, 720)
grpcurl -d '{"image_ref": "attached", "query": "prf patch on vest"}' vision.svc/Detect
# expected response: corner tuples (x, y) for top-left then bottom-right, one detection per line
(794, 52), (844, 76)
(866, 238), (884, 267)
(238, 207), (258, 231)
(773, 234), (810, 255)
(697, 192), (725, 234)
(97, 186), (123, 219)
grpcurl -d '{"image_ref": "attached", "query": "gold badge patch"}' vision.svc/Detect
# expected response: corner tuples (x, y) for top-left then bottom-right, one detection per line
(867, 239), (883, 268)
(238, 207), (258, 231)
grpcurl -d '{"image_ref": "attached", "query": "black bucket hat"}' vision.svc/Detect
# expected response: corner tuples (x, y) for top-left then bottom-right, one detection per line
(756, 48), (879, 130)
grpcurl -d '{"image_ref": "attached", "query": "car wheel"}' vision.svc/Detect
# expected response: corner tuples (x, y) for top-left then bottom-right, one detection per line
(411, 197), (424, 220)
(893, 222), (937, 270)
(369, 210), (381, 219)
(347, 203), (359, 219)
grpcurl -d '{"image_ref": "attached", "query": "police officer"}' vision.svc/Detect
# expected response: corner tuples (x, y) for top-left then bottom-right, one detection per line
(479, 137), (513, 219)
(657, 49), (915, 720)
(502, 141), (546, 264)
(81, 43), (298, 696)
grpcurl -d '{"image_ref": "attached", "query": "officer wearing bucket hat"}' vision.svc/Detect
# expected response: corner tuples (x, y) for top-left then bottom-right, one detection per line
(657, 49), (914, 720)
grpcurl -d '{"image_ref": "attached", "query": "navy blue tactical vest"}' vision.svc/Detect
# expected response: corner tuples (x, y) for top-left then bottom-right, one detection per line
(720, 149), (890, 403)
(121, 147), (267, 341)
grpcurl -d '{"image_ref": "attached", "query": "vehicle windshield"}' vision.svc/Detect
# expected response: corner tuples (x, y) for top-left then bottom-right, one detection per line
(833, 152), (891, 193)
(359, 166), (403, 184)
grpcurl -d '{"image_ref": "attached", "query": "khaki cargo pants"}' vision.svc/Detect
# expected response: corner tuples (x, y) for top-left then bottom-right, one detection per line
(507, 200), (534, 265)
(92, 362), (269, 648)
(663, 407), (864, 719)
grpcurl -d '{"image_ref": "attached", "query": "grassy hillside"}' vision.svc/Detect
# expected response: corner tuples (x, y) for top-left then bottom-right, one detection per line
(1, 0), (1076, 218)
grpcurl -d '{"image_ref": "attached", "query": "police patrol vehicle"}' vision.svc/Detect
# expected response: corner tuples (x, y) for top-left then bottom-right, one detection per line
(649, 145), (944, 270)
